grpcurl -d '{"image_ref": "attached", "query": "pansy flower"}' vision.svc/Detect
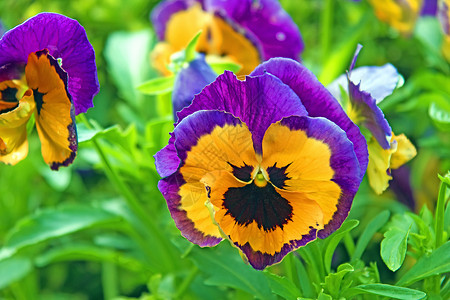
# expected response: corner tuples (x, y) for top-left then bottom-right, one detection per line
(155, 58), (368, 269)
(368, 0), (437, 34)
(328, 46), (416, 194)
(151, 0), (303, 75)
(0, 13), (99, 169)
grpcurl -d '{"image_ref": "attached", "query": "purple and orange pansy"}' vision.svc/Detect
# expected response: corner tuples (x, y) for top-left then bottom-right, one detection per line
(155, 58), (368, 269)
(368, 0), (437, 34)
(328, 46), (417, 195)
(150, 0), (303, 76)
(0, 13), (99, 169)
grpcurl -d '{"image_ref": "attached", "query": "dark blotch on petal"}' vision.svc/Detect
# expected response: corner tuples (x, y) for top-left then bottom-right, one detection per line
(1, 87), (18, 102)
(267, 162), (291, 188)
(33, 89), (45, 115)
(228, 162), (253, 182)
(223, 182), (293, 231)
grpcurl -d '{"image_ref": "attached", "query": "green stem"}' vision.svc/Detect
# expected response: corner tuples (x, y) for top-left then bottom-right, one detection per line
(79, 115), (176, 270)
(435, 180), (448, 249)
(102, 262), (119, 300)
(343, 233), (356, 258)
(174, 266), (199, 299)
(321, 0), (334, 63)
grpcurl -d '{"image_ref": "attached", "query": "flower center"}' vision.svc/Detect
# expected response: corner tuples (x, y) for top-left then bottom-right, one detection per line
(254, 171), (267, 187)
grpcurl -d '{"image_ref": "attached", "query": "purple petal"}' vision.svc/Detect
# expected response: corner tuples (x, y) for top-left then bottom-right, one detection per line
(204, 0), (303, 60)
(421, 0), (438, 16)
(151, 0), (193, 40)
(251, 58), (368, 181)
(0, 12), (99, 115)
(177, 70), (308, 154)
(158, 173), (222, 247)
(172, 55), (217, 121)
(158, 110), (247, 246)
(154, 133), (179, 178)
(347, 79), (392, 149)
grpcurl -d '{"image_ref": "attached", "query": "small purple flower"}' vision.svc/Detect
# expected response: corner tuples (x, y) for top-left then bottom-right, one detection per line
(0, 13), (99, 169)
(150, 0), (303, 75)
(155, 58), (367, 269)
(328, 46), (416, 194)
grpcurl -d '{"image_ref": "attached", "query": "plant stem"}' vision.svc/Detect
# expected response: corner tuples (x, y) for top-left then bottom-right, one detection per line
(343, 233), (356, 258)
(78, 115), (176, 270)
(174, 266), (199, 299)
(102, 262), (119, 300)
(435, 180), (448, 249)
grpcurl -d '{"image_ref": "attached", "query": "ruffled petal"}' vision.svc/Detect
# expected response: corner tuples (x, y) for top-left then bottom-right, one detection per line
(0, 12), (99, 114)
(205, 0), (303, 60)
(269, 116), (361, 238)
(347, 78), (392, 149)
(251, 58), (368, 181)
(178, 70), (307, 154)
(328, 64), (400, 105)
(26, 50), (77, 170)
(158, 110), (257, 246)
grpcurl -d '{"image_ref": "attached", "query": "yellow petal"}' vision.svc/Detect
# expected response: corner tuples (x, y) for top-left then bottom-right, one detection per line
(367, 136), (396, 194)
(390, 133), (417, 169)
(152, 3), (260, 75)
(25, 50), (77, 169)
(0, 90), (35, 165)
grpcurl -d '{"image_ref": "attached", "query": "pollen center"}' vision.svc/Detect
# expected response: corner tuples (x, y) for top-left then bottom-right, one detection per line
(254, 171), (267, 187)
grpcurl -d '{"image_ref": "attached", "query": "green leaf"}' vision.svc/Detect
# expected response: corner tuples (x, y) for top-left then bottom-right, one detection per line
(35, 243), (143, 271)
(352, 210), (390, 261)
(438, 171), (450, 186)
(317, 289), (333, 300)
(322, 263), (354, 298)
(184, 31), (202, 62)
(381, 227), (410, 271)
(208, 60), (241, 74)
(137, 75), (175, 95)
(429, 101), (450, 131)
(104, 29), (155, 106)
(348, 283), (426, 299)
(0, 205), (122, 260)
(263, 271), (301, 300)
(323, 219), (359, 273)
(397, 241), (450, 286)
(0, 257), (32, 290)
(189, 243), (275, 300)
(76, 122), (102, 143)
